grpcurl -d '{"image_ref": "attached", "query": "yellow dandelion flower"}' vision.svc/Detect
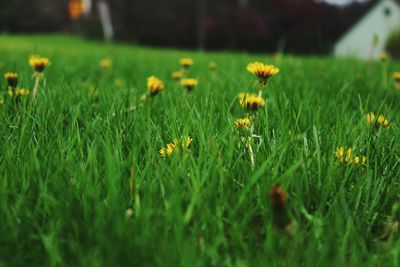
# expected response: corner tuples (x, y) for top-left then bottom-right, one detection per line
(15, 88), (30, 96)
(335, 147), (345, 163)
(147, 76), (165, 96)
(29, 56), (50, 73)
(362, 155), (367, 165)
(171, 71), (184, 80)
(180, 58), (193, 68)
(353, 156), (360, 165)
(366, 112), (376, 126)
(335, 147), (353, 164)
(238, 93), (266, 111)
(336, 146), (366, 167)
(180, 136), (193, 151)
(234, 117), (251, 130)
(208, 61), (217, 70)
(247, 61), (279, 84)
(377, 115), (390, 128)
(100, 58), (112, 69)
(4, 72), (18, 88)
(181, 78), (198, 92)
(8, 88), (30, 97)
(160, 136), (192, 157)
(366, 112), (390, 128)
(353, 155), (367, 166)
(393, 72), (400, 82)
(345, 147), (353, 163)
(160, 142), (178, 157)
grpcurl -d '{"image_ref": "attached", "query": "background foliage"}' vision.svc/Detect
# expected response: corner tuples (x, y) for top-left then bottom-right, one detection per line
(1, 0), (378, 53)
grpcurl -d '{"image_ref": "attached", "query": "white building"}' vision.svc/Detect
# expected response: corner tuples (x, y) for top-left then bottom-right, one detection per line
(334, 0), (400, 59)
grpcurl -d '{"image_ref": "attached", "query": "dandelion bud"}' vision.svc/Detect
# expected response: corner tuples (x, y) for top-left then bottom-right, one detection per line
(4, 72), (18, 88)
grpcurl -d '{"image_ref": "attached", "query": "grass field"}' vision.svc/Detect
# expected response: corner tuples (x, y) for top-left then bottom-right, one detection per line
(0, 34), (399, 267)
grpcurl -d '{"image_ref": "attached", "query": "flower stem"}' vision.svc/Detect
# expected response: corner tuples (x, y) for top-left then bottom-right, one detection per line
(247, 138), (255, 169)
(32, 75), (41, 100)
(382, 62), (388, 89)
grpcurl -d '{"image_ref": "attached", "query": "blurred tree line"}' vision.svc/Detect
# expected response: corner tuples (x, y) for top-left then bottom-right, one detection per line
(0, 0), (375, 54)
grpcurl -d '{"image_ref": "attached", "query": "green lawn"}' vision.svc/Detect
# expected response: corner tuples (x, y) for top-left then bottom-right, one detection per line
(0, 34), (399, 267)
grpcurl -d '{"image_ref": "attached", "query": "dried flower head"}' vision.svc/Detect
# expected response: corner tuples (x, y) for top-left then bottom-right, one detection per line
(270, 184), (287, 209)
(181, 78), (198, 92)
(29, 56), (50, 73)
(238, 93), (266, 111)
(4, 72), (18, 88)
(180, 58), (193, 68)
(247, 61), (279, 84)
(269, 184), (295, 232)
(147, 76), (165, 96)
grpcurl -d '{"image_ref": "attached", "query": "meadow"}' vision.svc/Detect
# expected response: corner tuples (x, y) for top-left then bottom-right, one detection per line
(0, 35), (399, 267)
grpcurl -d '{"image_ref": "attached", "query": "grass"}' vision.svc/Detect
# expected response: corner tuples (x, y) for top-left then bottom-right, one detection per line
(0, 34), (399, 267)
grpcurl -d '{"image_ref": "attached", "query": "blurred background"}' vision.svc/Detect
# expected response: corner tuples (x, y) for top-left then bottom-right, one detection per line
(1, 0), (400, 57)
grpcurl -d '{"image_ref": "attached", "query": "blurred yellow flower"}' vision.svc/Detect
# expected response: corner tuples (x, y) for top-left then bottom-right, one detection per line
(366, 112), (376, 125)
(100, 58), (112, 69)
(336, 146), (366, 166)
(234, 117), (251, 130)
(147, 76), (165, 96)
(29, 56), (50, 72)
(208, 61), (217, 70)
(160, 142), (177, 157)
(393, 72), (400, 82)
(8, 88), (30, 97)
(114, 78), (126, 87)
(380, 51), (388, 62)
(353, 156), (367, 166)
(238, 93), (266, 111)
(180, 58), (193, 68)
(4, 72), (18, 88)
(366, 112), (390, 128)
(181, 78), (198, 91)
(160, 136), (192, 157)
(377, 115), (390, 128)
(171, 71), (184, 80)
(247, 62), (279, 84)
